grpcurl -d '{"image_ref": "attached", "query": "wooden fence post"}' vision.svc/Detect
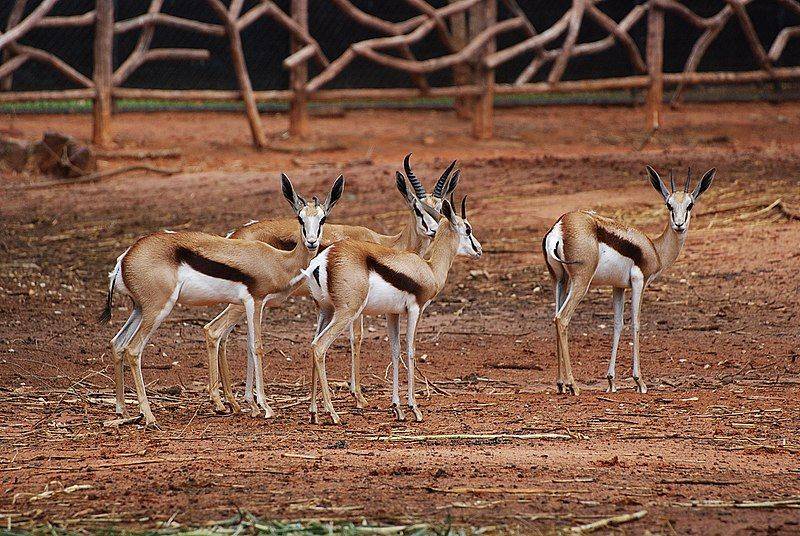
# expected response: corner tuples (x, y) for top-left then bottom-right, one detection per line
(449, 0), (471, 119)
(92, 0), (114, 147)
(471, 0), (496, 139)
(289, 0), (309, 138)
(645, 3), (664, 131)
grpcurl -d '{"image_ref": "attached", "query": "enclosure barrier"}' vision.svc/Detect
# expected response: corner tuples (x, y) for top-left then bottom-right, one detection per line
(1, 0), (800, 147)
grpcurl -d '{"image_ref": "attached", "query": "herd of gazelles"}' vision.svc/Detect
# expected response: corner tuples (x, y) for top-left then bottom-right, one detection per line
(101, 155), (715, 426)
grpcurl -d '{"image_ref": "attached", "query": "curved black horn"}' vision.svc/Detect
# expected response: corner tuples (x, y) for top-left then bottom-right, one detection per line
(433, 160), (457, 199)
(669, 169), (675, 193)
(684, 167), (692, 193)
(403, 153), (426, 199)
(461, 195), (467, 219)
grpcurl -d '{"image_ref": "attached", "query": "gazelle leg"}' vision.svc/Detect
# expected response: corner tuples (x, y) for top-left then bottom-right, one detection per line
(349, 315), (367, 408)
(405, 306), (423, 422)
(386, 313), (404, 421)
(554, 278), (566, 393)
(309, 308), (333, 424)
(125, 293), (177, 427)
(630, 271), (647, 393)
(555, 277), (591, 396)
(244, 298), (273, 418)
(310, 312), (354, 425)
(204, 304), (244, 413)
(110, 307), (141, 416)
(607, 287), (625, 393)
(218, 322), (240, 412)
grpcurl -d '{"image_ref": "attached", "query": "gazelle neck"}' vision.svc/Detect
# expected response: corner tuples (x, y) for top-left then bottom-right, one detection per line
(389, 211), (431, 255)
(273, 239), (317, 288)
(652, 219), (687, 274)
(425, 221), (460, 294)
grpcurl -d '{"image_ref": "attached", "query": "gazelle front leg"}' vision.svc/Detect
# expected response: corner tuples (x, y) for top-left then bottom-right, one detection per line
(405, 305), (423, 422)
(349, 315), (367, 408)
(630, 271), (647, 393)
(386, 313), (404, 421)
(309, 310), (349, 425)
(606, 287), (625, 393)
(244, 298), (274, 418)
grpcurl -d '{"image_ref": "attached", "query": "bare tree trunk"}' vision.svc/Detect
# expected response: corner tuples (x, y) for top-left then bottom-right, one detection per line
(92, 0), (114, 147)
(645, 5), (664, 131)
(471, 0), (496, 139)
(289, 0), (310, 138)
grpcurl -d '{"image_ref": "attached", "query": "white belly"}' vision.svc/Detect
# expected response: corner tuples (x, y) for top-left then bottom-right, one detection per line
(591, 243), (634, 287)
(362, 273), (414, 316)
(176, 264), (249, 306)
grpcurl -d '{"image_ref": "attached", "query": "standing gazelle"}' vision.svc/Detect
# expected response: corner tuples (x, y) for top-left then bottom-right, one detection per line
(542, 166), (715, 395)
(100, 175), (343, 425)
(204, 154), (458, 414)
(304, 196), (482, 424)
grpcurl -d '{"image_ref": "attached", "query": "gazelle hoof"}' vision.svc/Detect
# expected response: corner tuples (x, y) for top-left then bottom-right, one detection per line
(566, 384), (580, 396)
(634, 378), (648, 394)
(310, 412), (319, 425)
(391, 403), (406, 421)
(556, 382), (565, 394)
(409, 405), (423, 422)
(226, 400), (242, 414)
(212, 401), (228, 414)
(329, 411), (341, 425)
(605, 377), (617, 393)
(352, 392), (368, 409)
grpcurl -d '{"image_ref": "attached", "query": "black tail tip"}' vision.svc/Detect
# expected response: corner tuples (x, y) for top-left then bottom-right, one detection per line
(98, 305), (112, 324)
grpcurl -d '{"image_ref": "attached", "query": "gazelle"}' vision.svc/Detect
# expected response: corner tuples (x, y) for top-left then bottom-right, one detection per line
(100, 175), (343, 425)
(304, 196), (482, 424)
(205, 154), (458, 414)
(542, 166), (715, 395)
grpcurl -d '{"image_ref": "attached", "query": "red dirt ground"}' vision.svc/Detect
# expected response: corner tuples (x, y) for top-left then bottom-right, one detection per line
(1, 102), (799, 534)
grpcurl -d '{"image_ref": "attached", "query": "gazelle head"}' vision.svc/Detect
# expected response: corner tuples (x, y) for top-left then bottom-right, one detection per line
(442, 195), (482, 259)
(647, 165), (716, 234)
(395, 170), (445, 239)
(403, 152), (460, 210)
(281, 173), (345, 250)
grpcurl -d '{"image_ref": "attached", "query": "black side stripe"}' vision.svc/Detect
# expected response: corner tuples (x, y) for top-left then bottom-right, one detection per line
(365, 255), (425, 303)
(175, 247), (256, 292)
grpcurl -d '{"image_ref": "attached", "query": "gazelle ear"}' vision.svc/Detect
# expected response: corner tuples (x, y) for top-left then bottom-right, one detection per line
(692, 168), (716, 200)
(646, 165), (670, 201)
(281, 173), (305, 211)
(325, 175), (345, 212)
(441, 198), (455, 223)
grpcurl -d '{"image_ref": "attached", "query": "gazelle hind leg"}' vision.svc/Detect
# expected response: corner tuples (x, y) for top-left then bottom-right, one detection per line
(554, 278), (566, 393)
(348, 315), (367, 408)
(110, 307), (142, 416)
(405, 306), (423, 422)
(630, 271), (647, 393)
(218, 323), (240, 412)
(124, 297), (177, 427)
(310, 311), (356, 425)
(606, 287), (625, 393)
(309, 308), (333, 423)
(386, 313), (403, 421)
(555, 276), (591, 396)
(204, 305), (244, 413)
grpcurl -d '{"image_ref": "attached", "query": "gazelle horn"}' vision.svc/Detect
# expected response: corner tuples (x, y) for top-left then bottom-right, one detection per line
(684, 167), (692, 193)
(669, 170), (675, 192)
(403, 153), (426, 199)
(433, 160), (457, 199)
(461, 195), (467, 219)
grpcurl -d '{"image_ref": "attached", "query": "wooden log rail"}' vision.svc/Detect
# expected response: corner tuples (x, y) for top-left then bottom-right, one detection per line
(1, 0), (800, 145)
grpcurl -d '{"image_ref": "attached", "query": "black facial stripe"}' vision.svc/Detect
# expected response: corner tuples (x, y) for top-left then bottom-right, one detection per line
(468, 235), (479, 251)
(413, 205), (429, 232)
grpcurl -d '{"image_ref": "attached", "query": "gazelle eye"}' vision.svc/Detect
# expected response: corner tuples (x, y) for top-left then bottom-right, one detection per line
(666, 204), (673, 212)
